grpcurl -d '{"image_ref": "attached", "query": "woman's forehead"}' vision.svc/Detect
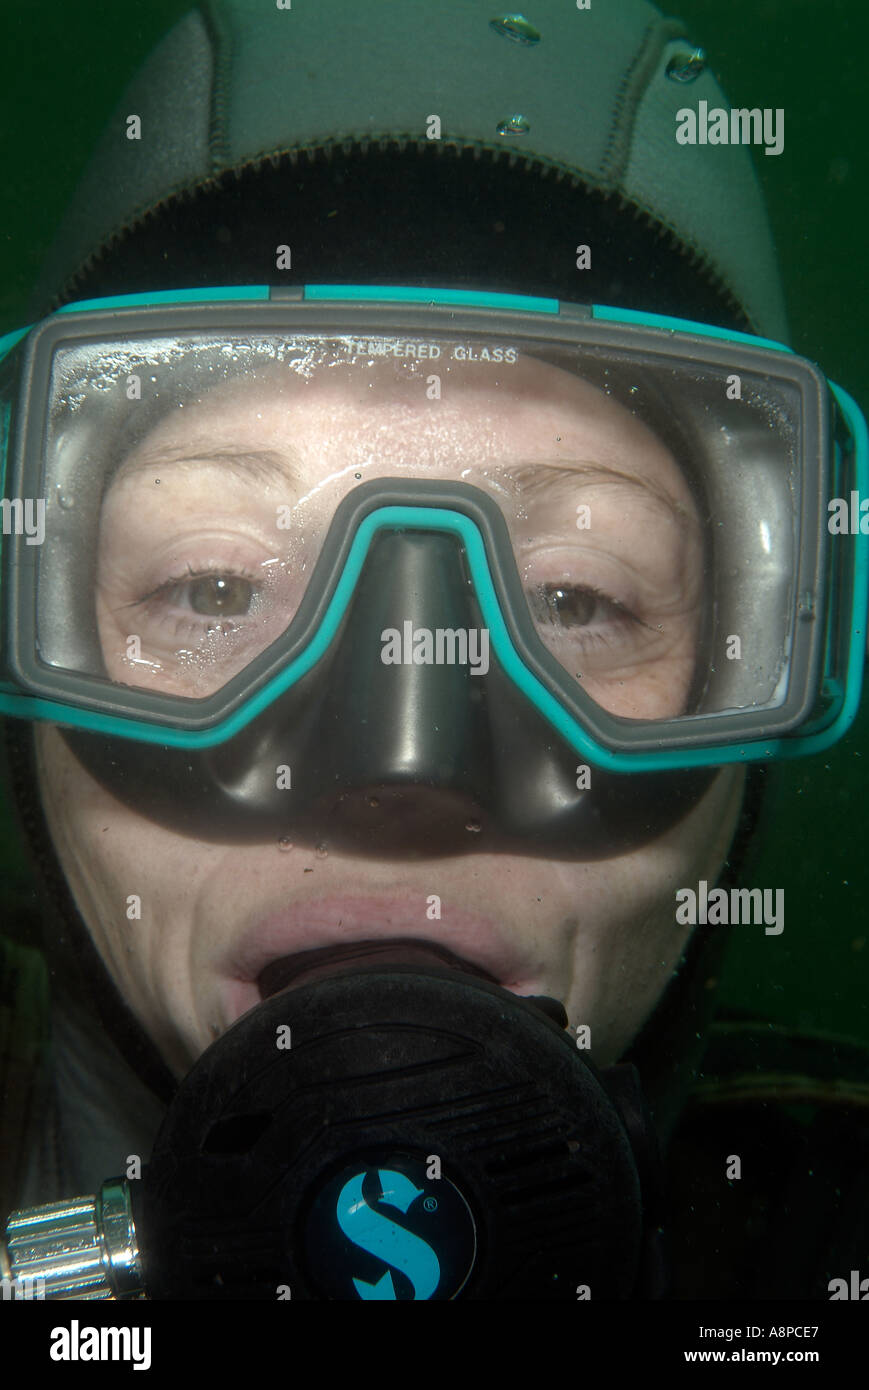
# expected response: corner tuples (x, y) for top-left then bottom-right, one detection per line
(122, 352), (692, 505)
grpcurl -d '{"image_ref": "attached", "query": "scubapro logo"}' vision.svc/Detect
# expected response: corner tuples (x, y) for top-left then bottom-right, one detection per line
(304, 1154), (477, 1300)
(337, 1169), (439, 1300)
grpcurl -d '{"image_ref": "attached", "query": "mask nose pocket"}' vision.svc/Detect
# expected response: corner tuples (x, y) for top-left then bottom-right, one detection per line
(312, 529), (493, 791)
(200, 529), (498, 852)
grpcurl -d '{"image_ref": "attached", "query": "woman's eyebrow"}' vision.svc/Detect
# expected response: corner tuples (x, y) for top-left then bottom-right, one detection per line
(114, 444), (301, 490)
(501, 461), (694, 524)
(113, 450), (691, 525)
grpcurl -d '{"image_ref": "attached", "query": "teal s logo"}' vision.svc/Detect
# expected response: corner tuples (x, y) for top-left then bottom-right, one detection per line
(304, 1154), (477, 1300)
(336, 1169), (440, 1300)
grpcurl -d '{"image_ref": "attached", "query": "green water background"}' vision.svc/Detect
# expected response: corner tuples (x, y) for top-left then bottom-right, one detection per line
(0, 1), (866, 1041)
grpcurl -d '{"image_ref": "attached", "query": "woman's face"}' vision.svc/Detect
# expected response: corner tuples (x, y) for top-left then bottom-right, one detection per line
(35, 351), (744, 1079)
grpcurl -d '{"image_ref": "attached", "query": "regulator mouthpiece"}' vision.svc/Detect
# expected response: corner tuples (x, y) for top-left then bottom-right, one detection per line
(3, 966), (667, 1300)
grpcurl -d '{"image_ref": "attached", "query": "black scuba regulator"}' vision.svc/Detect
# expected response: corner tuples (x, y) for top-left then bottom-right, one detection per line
(1, 958), (667, 1300)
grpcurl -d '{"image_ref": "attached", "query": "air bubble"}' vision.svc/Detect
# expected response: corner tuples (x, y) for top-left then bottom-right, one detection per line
(277, 838), (294, 852)
(315, 843), (329, 858)
(465, 819), (482, 833)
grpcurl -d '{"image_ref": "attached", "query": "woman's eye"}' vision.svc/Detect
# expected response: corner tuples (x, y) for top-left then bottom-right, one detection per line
(527, 582), (629, 630)
(140, 568), (260, 621)
(182, 574), (255, 616)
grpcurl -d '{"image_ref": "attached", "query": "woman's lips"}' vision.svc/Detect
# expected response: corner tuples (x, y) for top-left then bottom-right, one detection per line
(219, 894), (543, 1028)
(256, 938), (498, 997)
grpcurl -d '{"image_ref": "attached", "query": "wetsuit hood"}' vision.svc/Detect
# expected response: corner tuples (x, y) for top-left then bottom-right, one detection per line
(30, 0), (787, 340)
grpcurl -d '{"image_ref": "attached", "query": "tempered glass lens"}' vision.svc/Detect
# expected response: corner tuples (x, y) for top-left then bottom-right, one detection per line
(36, 331), (800, 722)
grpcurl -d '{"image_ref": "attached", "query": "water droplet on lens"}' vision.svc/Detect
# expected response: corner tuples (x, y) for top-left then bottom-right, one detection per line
(496, 114), (530, 136)
(665, 45), (706, 83)
(465, 819), (482, 833)
(277, 838), (294, 852)
(315, 843), (329, 858)
(489, 15), (541, 46)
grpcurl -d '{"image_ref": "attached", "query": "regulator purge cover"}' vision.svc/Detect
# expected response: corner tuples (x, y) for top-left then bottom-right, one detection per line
(139, 965), (645, 1300)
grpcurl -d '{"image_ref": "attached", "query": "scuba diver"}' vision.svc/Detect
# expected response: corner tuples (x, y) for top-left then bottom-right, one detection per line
(1, 0), (867, 1303)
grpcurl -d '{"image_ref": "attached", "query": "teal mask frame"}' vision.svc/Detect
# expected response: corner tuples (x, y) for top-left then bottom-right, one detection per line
(0, 284), (865, 771)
